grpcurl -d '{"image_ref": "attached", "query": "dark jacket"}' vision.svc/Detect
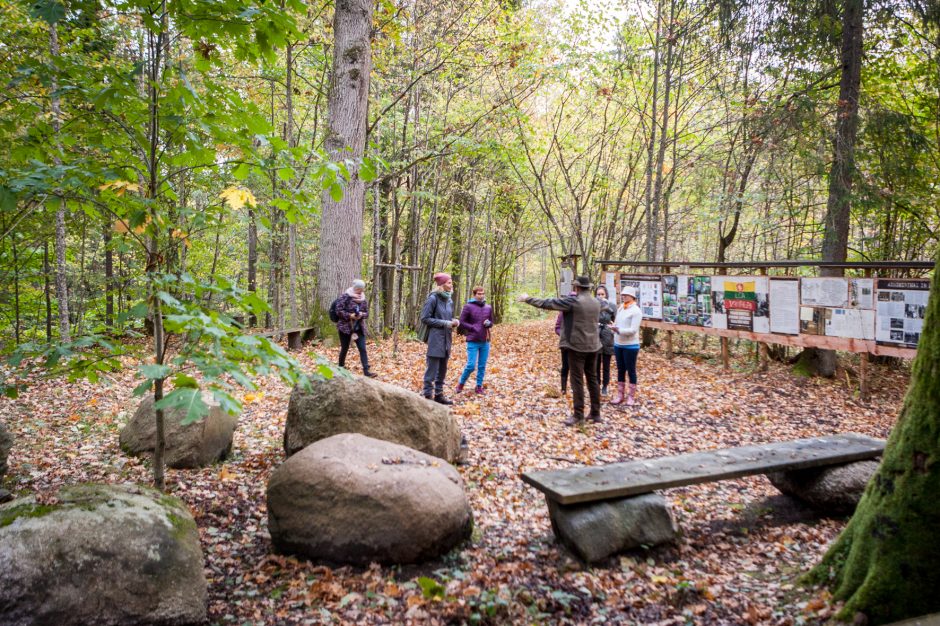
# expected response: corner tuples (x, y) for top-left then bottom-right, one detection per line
(421, 291), (455, 358)
(458, 299), (494, 343)
(335, 293), (369, 336)
(526, 292), (602, 353)
(597, 298), (616, 355)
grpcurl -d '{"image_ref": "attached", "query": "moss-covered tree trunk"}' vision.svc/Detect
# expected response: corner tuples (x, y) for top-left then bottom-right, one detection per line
(807, 257), (940, 623)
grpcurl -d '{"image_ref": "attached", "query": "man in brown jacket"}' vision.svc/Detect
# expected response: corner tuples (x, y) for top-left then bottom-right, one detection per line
(519, 275), (603, 425)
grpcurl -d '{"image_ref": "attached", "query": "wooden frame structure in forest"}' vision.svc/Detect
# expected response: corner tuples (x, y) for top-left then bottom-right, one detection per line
(595, 260), (935, 401)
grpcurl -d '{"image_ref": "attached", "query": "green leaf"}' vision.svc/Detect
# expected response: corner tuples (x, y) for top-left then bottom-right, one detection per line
(30, 0), (65, 24)
(140, 364), (171, 380)
(133, 379), (153, 397)
(173, 373), (199, 388)
(154, 388), (208, 426)
(329, 183), (343, 202)
(232, 162), (250, 181)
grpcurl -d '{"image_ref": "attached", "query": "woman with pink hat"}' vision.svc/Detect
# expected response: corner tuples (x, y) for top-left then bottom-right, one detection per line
(419, 272), (460, 404)
(610, 285), (642, 405)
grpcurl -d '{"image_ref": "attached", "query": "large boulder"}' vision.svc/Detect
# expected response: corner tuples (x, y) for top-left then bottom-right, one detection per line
(0, 420), (12, 480)
(120, 394), (237, 469)
(547, 493), (678, 563)
(768, 460), (879, 515)
(0, 483), (206, 625)
(284, 375), (461, 463)
(268, 433), (473, 565)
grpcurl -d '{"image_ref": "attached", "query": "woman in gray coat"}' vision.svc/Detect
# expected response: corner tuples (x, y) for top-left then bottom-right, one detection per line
(420, 272), (460, 404)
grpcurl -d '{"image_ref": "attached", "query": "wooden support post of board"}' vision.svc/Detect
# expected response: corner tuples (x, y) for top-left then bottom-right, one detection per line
(758, 267), (769, 372)
(859, 350), (870, 403)
(721, 337), (730, 371)
(662, 265), (673, 359)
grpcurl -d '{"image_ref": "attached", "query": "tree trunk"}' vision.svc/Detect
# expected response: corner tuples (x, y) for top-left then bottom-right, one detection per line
(806, 255), (940, 623)
(815, 0), (864, 377)
(104, 229), (114, 328)
(316, 0), (374, 312)
(50, 23), (70, 342)
(643, 0), (663, 262)
(247, 208), (257, 327)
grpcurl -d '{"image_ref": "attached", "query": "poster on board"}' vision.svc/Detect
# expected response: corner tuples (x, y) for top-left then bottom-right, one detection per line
(875, 278), (929, 347)
(825, 308), (876, 340)
(678, 275), (713, 327)
(849, 278), (875, 309)
(801, 277), (849, 308)
(712, 276), (769, 332)
(619, 273), (663, 320)
(662, 275), (679, 323)
(769, 277), (800, 335)
(604, 272), (617, 302)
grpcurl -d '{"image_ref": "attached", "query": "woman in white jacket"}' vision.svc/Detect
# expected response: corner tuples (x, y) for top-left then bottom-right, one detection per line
(609, 286), (642, 405)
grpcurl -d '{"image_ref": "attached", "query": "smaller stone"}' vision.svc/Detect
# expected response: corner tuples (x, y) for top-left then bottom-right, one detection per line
(0, 489), (12, 504)
(120, 394), (237, 469)
(547, 493), (678, 563)
(767, 460), (879, 515)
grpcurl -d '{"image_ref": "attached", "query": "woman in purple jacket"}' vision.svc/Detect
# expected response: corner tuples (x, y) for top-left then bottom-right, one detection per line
(335, 279), (376, 378)
(456, 286), (495, 394)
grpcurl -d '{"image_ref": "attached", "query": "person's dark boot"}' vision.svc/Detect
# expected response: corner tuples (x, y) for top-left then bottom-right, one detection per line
(364, 370), (378, 378)
(588, 412), (602, 423)
(563, 414), (584, 427)
(434, 395), (454, 406)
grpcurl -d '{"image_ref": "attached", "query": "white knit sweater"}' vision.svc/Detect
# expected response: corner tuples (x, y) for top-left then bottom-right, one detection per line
(613, 303), (642, 347)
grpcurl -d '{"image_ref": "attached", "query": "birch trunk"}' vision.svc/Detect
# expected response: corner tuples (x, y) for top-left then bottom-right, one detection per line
(50, 24), (70, 342)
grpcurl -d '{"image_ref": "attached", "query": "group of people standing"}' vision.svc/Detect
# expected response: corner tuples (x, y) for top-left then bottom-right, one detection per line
(333, 273), (495, 406)
(333, 272), (641, 426)
(519, 274), (642, 426)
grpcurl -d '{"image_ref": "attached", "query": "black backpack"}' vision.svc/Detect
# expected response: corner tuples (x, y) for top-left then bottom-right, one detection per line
(328, 296), (341, 323)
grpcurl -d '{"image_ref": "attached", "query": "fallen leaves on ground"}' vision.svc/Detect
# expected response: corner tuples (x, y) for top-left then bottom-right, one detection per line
(1, 319), (906, 624)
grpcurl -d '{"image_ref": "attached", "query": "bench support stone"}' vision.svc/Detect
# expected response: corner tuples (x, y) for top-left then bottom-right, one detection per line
(547, 493), (678, 563)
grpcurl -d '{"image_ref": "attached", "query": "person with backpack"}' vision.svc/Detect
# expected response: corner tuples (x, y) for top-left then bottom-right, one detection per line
(420, 272), (459, 404)
(455, 285), (495, 395)
(519, 275), (603, 426)
(333, 279), (376, 378)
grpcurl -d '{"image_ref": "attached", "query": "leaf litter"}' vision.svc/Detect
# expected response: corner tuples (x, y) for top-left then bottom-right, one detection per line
(0, 319), (906, 624)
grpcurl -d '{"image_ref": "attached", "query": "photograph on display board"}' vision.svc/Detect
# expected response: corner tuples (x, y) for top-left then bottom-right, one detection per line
(875, 278), (929, 347)
(678, 275), (712, 327)
(800, 306), (825, 335)
(662, 275), (679, 323)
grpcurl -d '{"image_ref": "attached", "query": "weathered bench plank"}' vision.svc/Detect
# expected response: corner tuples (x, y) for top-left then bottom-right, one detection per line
(522, 433), (885, 505)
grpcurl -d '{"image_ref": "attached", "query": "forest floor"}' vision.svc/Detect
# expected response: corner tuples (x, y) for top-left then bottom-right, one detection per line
(1, 319), (908, 625)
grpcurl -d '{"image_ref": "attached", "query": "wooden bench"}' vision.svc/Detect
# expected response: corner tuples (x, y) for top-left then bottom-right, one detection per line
(521, 433), (885, 562)
(254, 327), (314, 351)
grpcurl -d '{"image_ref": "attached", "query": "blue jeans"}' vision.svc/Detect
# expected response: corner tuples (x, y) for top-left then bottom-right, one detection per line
(615, 345), (640, 384)
(459, 341), (490, 387)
